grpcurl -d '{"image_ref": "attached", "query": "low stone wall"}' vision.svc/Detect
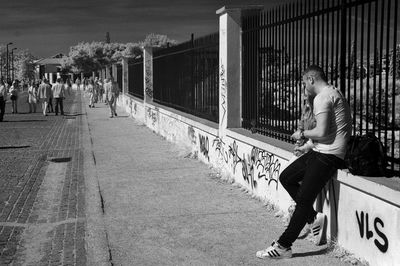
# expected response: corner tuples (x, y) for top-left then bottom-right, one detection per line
(118, 94), (400, 266)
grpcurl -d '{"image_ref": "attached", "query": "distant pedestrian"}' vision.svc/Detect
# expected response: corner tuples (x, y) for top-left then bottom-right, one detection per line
(0, 79), (7, 122)
(94, 77), (101, 103)
(81, 78), (87, 91)
(104, 77), (119, 118)
(52, 78), (66, 116)
(87, 79), (96, 108)
(103, 78), (108, 104)
(256, 65), (352, 260)
(75, 77), (81, 91)
(9, 80), (19, 114)
(38, 79), (52, 116)
(28, 80), (39, 113)
(96, 77), (103, 103)
(65, 78), (72, 96)
(46, 79), (54, 113)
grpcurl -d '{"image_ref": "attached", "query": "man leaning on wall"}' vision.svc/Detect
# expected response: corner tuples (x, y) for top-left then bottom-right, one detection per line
(256, 65), (352, 260)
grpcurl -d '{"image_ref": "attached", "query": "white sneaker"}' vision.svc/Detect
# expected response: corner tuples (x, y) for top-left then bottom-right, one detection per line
(256, 241), (292, 259)
(310, 212), (327, 245)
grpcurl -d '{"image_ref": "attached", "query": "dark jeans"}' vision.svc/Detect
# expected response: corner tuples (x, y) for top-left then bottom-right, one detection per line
(47, 97), (53, 112)
(54, 98), (64, 115)
(0, 99), (5, 121)
(277, 150), (344, 248)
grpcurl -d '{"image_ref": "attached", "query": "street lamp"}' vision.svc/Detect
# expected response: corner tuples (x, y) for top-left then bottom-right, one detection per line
(6, 42), (13, 82)
(11, 48), (17, 81)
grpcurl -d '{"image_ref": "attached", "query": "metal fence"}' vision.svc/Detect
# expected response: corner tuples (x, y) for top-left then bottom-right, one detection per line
(242, 0), (399, 175)
(153, 33), (219, 123)
(128, 57), (144, 99)
(117, 64), (123, 92)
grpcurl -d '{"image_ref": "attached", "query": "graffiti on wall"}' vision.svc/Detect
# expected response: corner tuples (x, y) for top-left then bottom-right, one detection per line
(212, 138), (281, 190)
(187, 126), (196, 145)
(356, 210), (389, 253)
(220, 63), (227, 126)
(147, 107), (158, 127)
(198, 134), (210, 161)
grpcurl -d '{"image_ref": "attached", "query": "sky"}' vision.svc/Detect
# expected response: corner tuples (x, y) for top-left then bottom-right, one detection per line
(0, 0), (290, 58)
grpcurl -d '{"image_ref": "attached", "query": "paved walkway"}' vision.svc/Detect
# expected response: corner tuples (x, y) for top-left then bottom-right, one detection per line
(85, 96), (349, 266)
(0, 91), (86, 265)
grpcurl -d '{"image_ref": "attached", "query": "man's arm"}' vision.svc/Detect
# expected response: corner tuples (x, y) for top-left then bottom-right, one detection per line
(292, 111), (330, 141)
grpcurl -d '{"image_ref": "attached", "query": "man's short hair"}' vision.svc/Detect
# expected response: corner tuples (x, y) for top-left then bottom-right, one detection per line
(303, 65), (328, 82)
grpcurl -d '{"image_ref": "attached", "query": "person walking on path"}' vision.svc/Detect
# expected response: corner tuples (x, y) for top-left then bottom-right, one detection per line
(256, 65), (352, 260)
(95, 77), (103, 103)
(28, 80), (39, 113)
(52, 78), (66, 116)
(0, 79), (7, 122)
(9, 80), (19, 114)
(65, 78), (72, 96)
(46, 79), (54, 113)
(87, 79), (96, 108)
(103, 78), (108, 105)
(104, 77), (119, 118)
(38, 79), (52, 116)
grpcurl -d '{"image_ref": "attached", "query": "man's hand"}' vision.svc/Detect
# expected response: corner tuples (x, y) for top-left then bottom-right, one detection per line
(291, 130), (302, 140)
(294, 143), (312, 156)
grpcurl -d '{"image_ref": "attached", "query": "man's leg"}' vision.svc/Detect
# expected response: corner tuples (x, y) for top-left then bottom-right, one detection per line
(277, 153), (340, 248)
(113, 97), (117, 115)
(55, 98), (59, 115)
(109, 99), (115, 117)
(60, 99), (64, 115)
(43, 101), (48, 116)
(0, 100), (5, 121)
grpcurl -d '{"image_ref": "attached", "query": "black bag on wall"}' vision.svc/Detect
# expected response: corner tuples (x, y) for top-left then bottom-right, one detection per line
(344, 133), (387, 177)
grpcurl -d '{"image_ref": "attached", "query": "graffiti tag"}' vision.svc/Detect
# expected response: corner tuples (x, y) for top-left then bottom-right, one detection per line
(356, 210), (389, 253)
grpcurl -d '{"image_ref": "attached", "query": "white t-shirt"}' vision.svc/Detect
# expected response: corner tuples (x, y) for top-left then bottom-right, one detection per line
(312, 85), (352, 159)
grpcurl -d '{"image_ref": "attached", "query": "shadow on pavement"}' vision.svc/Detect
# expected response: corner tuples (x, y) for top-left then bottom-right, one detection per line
(1, 119), (47, 123)
(0, 145), (31, 150)
(292, 247), (331, 258)
(64, 113), (85, 117)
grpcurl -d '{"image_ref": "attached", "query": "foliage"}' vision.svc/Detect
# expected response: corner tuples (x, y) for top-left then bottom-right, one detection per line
(0, 45), (36, 81)
(14, 49), (37, 81)
(390, 44), (400, 79)
(142, 33), (177, 48)
(65, 33), (177, 74)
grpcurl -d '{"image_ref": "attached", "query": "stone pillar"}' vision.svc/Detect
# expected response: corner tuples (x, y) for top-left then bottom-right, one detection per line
(106, 67), (111, 79)
(143, 47), (153, 103)
(216, 6), (262, 136)
(112, 64), (117, 80)
(122, 57), (129, 95)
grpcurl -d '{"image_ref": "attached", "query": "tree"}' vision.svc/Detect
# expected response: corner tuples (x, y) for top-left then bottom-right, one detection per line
(14, 49), (36, 81)
(142, 33), (177, 48)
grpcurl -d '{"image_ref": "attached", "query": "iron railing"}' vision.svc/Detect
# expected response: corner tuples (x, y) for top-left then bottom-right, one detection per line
(117, 64), (123, 92)
(153, 33), (219, 123)
(242, 0), (399, 175)
(128, 57), (144, 99)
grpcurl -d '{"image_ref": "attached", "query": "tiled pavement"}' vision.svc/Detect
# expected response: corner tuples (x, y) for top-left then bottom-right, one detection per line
(0, 91), (86, 265)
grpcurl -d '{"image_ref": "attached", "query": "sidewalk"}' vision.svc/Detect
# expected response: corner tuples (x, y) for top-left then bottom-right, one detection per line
(84, 96), (349, 266)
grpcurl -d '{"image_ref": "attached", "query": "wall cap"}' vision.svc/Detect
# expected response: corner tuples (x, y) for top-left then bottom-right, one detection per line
(216, 5), (264, 15)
